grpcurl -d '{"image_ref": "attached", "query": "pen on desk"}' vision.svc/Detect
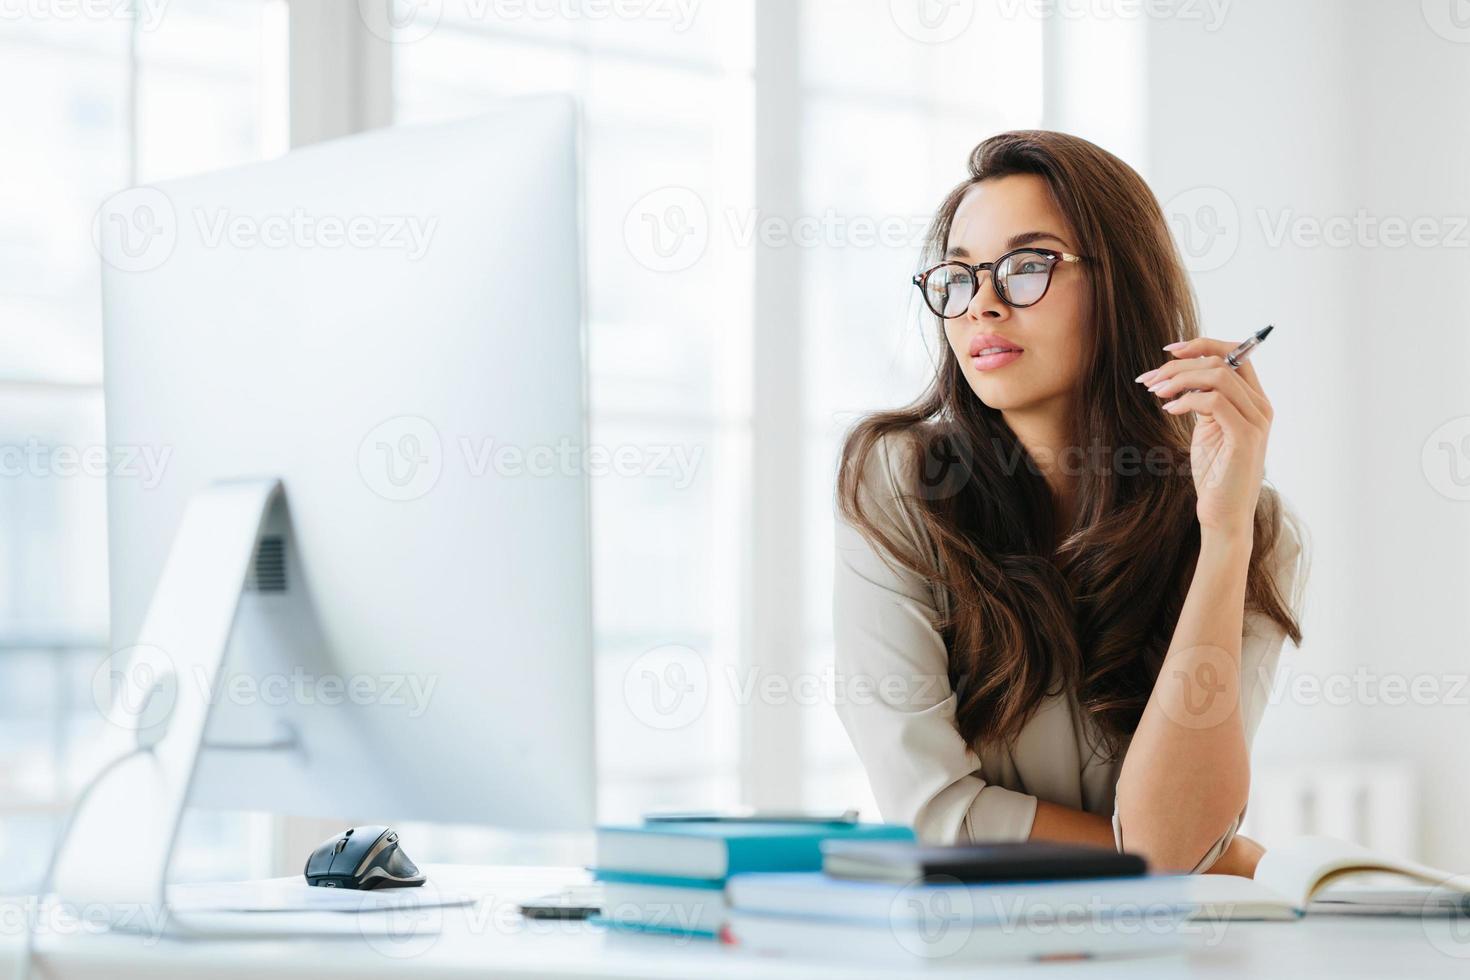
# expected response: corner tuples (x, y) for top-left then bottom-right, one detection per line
(1182, 324), (1273, 393)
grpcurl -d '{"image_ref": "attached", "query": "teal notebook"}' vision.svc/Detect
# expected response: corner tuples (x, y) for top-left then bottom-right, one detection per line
(592, 869), (725, 889)
(589, 914), (719, 940)
(595, 821), (915, 880)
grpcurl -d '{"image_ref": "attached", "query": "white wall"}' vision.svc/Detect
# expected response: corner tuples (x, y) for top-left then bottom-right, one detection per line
(1138, 0), (1470, 868)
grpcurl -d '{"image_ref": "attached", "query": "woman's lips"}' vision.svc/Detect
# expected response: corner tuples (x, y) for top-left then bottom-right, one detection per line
(972, 349), (1023, 371)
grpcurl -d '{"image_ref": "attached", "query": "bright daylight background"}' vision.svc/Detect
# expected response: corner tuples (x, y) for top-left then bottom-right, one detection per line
(5, 0), (1470, 884)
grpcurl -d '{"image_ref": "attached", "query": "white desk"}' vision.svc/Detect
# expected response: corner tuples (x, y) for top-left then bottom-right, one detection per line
(7, 866), (1470, 980)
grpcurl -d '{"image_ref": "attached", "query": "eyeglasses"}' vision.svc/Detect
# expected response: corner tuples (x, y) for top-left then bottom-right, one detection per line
(912, 247), (1087, 318)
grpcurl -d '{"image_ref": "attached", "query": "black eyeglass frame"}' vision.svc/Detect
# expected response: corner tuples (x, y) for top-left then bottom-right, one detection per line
(911, 247), (1088, 317)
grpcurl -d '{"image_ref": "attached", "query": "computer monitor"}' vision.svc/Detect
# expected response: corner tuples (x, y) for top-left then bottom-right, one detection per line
(96, 95), (594, 833)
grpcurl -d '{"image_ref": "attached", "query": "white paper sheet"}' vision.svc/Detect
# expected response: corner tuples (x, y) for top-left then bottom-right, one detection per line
(167, 875), (474, 913)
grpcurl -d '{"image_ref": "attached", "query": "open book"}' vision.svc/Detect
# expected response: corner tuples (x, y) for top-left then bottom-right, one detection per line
(1189, 835), (1470, 920)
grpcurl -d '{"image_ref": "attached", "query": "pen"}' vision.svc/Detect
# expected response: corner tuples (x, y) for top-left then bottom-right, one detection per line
(1181, 324), (1273, 394)
(1225, 324), (1273, 368)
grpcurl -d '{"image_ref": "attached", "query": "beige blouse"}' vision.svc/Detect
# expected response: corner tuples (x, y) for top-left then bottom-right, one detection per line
(833, 431), (1304, 873)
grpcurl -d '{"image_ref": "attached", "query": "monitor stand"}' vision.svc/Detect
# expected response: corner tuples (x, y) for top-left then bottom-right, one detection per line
(44, 479), (309, 936)
(24, 481), (457, 958)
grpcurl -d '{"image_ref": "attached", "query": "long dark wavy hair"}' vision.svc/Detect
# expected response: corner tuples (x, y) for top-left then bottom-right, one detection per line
(837, 130), (1303, 760)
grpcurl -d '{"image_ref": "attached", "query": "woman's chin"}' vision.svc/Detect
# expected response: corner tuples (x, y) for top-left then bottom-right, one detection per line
(967, 378), (1029, 412)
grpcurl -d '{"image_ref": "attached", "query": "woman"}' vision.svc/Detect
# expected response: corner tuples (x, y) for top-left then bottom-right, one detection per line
(834, 131), (1307, 877)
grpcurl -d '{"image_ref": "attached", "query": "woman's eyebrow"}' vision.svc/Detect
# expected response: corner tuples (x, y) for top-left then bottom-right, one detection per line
(945, 231), (1070, 258)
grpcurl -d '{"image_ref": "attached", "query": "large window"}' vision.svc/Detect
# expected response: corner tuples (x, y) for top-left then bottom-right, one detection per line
(0, 0), (288, 890)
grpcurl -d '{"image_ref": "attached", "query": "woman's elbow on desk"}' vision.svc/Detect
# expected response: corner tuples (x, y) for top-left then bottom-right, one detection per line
(1112, 781), (1252, 874)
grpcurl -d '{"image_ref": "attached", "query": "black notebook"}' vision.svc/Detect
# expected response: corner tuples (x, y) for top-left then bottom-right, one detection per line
(820, 840), (1148, 883)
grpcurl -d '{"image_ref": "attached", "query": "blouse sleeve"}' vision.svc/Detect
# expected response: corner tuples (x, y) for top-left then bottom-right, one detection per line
(1110, 503), (1306, 872)
(832, 432), (1039, 844)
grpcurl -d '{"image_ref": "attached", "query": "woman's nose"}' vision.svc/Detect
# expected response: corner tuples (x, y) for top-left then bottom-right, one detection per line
(966, 270), (1007, 319)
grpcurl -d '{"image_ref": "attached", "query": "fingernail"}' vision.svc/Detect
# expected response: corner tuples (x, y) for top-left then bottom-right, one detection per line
(1147, 381), (1168, 393)
(1161, 399), (1183, 412)
(1136, 370), (1160, 384)
(1163, 342), (1187, 351)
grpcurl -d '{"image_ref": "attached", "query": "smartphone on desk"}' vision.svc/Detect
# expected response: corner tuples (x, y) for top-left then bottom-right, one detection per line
(518, 883), (603, 920)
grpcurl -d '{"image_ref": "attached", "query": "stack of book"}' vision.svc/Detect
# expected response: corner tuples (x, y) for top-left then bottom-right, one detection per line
(725, 841), (1195, 964)
(590, 819), (915, 938)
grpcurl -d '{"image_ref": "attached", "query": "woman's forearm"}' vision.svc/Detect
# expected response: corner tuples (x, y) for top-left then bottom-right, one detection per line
(1028, 798), (1116, 848)
(1028, 793), (1264, 879)
(1114, 527), (1255, 871)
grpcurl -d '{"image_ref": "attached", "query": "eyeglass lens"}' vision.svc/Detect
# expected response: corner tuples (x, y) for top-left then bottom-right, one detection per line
(922, 251), (1056, 316)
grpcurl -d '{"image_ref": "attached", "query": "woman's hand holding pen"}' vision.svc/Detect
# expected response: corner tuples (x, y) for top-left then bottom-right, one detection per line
(1134, 336), (1272, 538)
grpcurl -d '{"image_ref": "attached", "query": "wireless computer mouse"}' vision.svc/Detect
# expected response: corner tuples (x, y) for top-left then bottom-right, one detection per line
(303, 825), (426, 889)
